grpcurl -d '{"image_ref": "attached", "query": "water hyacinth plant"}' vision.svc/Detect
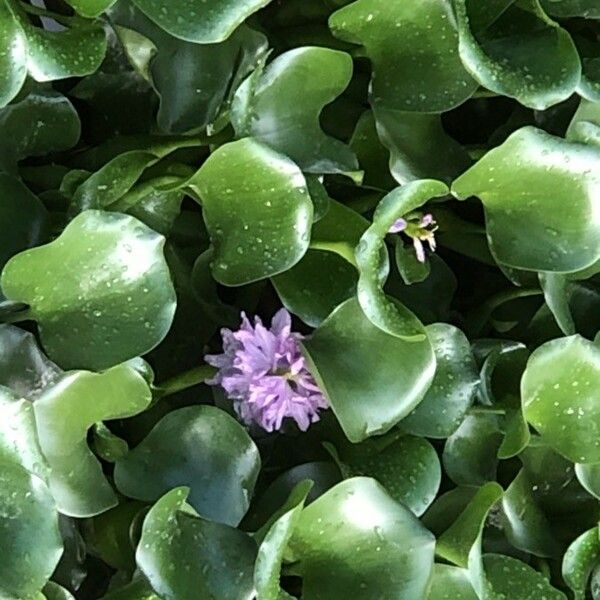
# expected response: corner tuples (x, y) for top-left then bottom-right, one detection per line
(2, 0), (600, 598)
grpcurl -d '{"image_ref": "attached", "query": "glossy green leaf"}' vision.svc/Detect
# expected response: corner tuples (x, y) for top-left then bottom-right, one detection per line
(373, 106), (471, 184)
(483, 554), (567, 599)
(309, 197), (370, 266)
(0, 461), (62, 599)
(562, 527), (600, 600)
(401, 323), (478, 438)
(272, 249), (357, 327)
(66, 0), (117, 17)
(0, 91), (80, 173)
(34, 363), (152, 517)
(191, 138), (312, 286)
(436, 481), (503, 568)
(111, 2), (267, 133)
(0, 174), (49, 270)
(329, 0), (477, 112)
(254, 481), (312, 600)
(427, 565), (478, 600)
(131, 0), (271, 43)
(453, 0), (581, 109)
(443, 414), (503, 486)
(303, 297), (435, 442)
(0, 4), (107, 107)
(100, 576), (161, 600)
(329, 432), (441, 516)
(0, 386), (48, 480)
(575, 462), (600, 499)
(453, 127), (600, 273)
(501, 469), (561, 557)
(356, 180), (448, 339)
(72, 151), (158, 211)
(115, 405), (260, 526)
(522, 335), (600, 463)
(232, 46), (357, 174)
(289, 477), (436, 599)
(136, 488), (257, 600)
(0, 0), (26, 108)
(1, 210), (177, 370)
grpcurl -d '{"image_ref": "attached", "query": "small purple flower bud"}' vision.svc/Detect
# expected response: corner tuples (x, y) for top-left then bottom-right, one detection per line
(205, 309), (328, 433)
(388, 218), (408, 233)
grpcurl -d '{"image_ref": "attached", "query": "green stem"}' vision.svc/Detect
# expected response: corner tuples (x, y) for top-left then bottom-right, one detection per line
(469, 406), (506, 416)
(155, 364), (217, 398)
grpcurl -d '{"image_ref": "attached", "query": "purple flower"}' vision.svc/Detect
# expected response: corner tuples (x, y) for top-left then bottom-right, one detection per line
(389, 212), (438, 263)
(205, 309), (328, 433)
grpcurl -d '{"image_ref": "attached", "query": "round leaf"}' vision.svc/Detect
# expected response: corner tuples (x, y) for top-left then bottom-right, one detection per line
(522, 335), (600, 463)
(452, 127), (600, 273)
(136, 488), (257, 600)
(232, 46), (358, 174)
(401, 323), (478, 438)
(289, 477), (436, 599)
(453, 0), (580, 110)
(115, 405), (260, 527)
(0, 462), (62, 599)
(302, 297), (435, 442)
(34, 364), (153, 517)
(131, 0), (271, 43)
(191, 138), (313, 286)
(329, 0), (477, 112)
(1, 210), (177, 370)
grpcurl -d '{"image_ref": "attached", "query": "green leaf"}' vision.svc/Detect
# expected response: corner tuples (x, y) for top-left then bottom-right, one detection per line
(453, 0), (581, 110)
(289, 477), (436, 599)
(232, 46), (357, 174)
(0, 3), (107, 107)
(0, 91), (80, 173)
(522, 335), (600, 463)
(562, 527), (600, 600)
(443, 414), (503, 486)
(356, 180), (448, 339)
(482, 554), (566, 599)
(452, 127), (600, 273)
(401, 323), (479, 438)
(329, 432), (441, 516)
(329, 0), (477, 112)
(190, 138), (313, 286)
(1, 210), (177, 370)
(427, 565), (478, 600)
(0, 461), (63, 599)
(0, 174), (49, 270)
(136, 488), (257, 600)
(99, 576), (160, 600)
(34, 363), (152, 517)
(540, 0), (600, 18)
(0, 324), (60, 399)
(0, 386), (48, 480)
(111, 2), (267, 133)
(130, 0), (271, 43)
(373, 106), (472, 184)
(254, 481), (312, 600)
(501, 469), (561, 557)
(72, 151), (158, 211)
(114, 405), (260, 527)
(43, 582), (76, 600)
(272, 249), (357, 327)
(575, 462), (600, 499)
(436, 481), (503, 568)
(66, 0), (117, 17)
(0, 1), (26, 108)
(302, 297), (435, 442)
